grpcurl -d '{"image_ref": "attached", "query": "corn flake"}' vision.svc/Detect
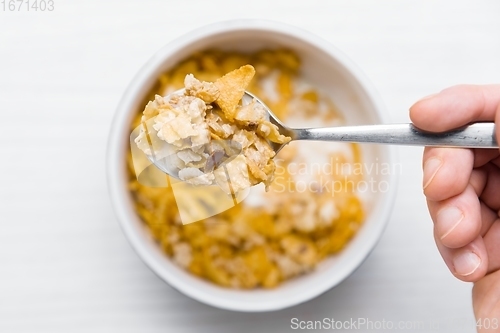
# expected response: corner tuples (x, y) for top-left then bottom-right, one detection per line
(215, 64), (255, 121)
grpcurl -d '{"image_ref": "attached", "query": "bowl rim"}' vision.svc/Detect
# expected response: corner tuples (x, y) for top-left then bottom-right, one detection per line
(107, 19), (399, 312)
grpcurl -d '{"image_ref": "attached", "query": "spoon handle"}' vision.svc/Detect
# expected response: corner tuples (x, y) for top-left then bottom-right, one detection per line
(294, 123), (498, 148)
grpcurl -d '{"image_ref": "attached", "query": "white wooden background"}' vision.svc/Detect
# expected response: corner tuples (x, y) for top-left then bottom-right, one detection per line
(1, 1), (499, 332)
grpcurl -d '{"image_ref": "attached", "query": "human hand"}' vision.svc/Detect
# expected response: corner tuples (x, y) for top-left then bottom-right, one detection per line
(410, 85), (500, 332)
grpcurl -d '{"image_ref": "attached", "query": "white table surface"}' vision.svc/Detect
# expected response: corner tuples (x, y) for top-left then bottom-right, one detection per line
(1, 1), (499, 332)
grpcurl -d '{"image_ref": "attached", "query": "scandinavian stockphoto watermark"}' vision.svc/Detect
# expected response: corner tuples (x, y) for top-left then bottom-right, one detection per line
(130, 129), (402, 224)
(1, 0), (54, 11)
(271, 157), (401, 195)
(290, 316), (499, 331)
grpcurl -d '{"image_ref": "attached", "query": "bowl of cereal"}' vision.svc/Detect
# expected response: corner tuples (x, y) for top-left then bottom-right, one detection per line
(107, 20), (397, 312)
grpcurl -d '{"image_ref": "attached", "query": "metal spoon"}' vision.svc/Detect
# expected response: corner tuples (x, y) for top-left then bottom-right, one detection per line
(145, 90), (498, 179)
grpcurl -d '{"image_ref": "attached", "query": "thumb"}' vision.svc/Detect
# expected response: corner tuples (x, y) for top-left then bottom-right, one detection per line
(410, 84), (500, 133)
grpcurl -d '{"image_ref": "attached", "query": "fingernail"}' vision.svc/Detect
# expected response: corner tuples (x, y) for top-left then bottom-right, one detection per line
(453, 251), (481, 276)
(423, 157), (442, 189)
(417, 93), (438, 103)
(437, 206), (464, 240)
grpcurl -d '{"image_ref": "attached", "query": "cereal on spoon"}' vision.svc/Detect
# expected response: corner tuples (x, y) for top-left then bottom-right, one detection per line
(135, 64), (291, 193)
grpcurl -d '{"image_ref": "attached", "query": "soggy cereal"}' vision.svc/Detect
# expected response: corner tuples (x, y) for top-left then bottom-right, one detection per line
(128, 49), (364, 288)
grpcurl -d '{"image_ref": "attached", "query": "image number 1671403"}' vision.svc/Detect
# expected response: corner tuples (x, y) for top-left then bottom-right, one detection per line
(1, 0), (54, 11)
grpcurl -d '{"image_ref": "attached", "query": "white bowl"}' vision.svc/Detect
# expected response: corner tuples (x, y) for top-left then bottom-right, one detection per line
(107, 20), (398, 312)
